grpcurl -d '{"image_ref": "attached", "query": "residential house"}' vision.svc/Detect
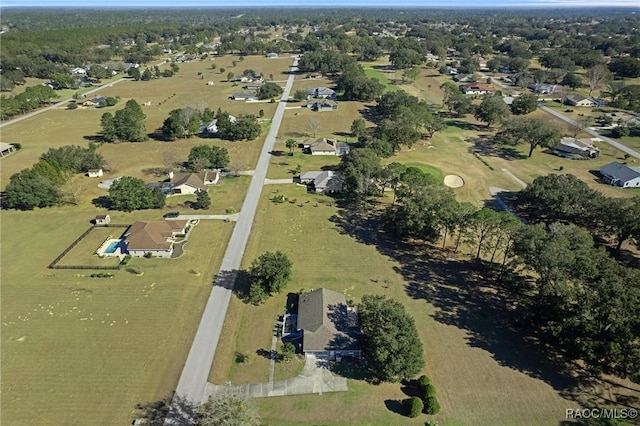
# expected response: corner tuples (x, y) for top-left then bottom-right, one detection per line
(307, 99), (338, 112)
(442, 66), (458, 75)
(243, 82), (264, 90)
(461, 83), (497, 95)
(168, 171), (219, 195)
(70, 67), (87, 76)
(425, 53), (441, 62)
(199, 115), (236, 134)
(0, 142), (16, 158)
(563, 94), (595, 107)
(123, 220), (189, 258)
(81, 96), (107, 107)
(308, 72), (323, 79)
(94, 214), (111, 226)
(296, 288), (361, 360)
(266, 52), (279, 58)
(550, 137), (600, 159)
(232, 72), (264, 83)
(87, 168), (104, 178)
(529, 83), (559, 95)
(303, 138), (350, 156)
(453, 74), (475, 83)
(306, 87), (337, 100)
(299, 171), (345, 193)
(600, 162), (640, 188)
(474, 55), (488, 70)
(230, 92), (259, 101)
(498, 66), (513, 74)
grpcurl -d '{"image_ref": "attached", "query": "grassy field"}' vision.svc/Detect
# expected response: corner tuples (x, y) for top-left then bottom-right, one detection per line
(208, 184), (633, 426)
(1, 209), (234, 425)
(1, 55), (297, 190)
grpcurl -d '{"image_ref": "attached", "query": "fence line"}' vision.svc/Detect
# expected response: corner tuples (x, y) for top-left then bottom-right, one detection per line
(48, 223), (131, 270)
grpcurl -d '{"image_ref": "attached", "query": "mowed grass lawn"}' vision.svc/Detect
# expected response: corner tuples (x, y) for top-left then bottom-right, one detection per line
(0, 54), (297, 190)
(1, 209), (234, 425)
(209, 185), (578, 426)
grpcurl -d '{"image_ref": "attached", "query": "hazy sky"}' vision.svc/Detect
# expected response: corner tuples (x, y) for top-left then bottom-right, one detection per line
(2, 0), (639, 8)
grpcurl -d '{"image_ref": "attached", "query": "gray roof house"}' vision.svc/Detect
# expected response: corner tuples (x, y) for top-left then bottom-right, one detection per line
(230, 92), (259, 101)
(297, 288), (361, 360)
(529, 83), (560, 94)
(299, 171), (346, 193)
(563, 93), (595, 107)
(550, 137), (600, 159)
(600, 162), (640, 188)
(302, 138), (350, 156)
(306, 87), (337, 100)
(307, 99), (338, 112)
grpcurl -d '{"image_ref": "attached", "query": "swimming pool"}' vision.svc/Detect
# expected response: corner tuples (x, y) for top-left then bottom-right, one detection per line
(104, 240), (120, 254)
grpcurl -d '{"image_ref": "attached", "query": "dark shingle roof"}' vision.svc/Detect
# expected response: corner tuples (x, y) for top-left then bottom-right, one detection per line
(600, 161), (640, 183)
(297, 288), (360, 352)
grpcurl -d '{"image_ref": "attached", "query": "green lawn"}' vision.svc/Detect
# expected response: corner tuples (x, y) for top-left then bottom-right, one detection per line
(1, 209), (234, 425)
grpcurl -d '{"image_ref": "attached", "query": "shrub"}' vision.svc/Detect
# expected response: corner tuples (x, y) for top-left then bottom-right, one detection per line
(408, 397), (423, 418)
(423, 383), (437, 399)
(424, 396), (440, 415)
(67, 101), (78, 110)
(10, 143), (21, 150)
(121, 255), (132, 265)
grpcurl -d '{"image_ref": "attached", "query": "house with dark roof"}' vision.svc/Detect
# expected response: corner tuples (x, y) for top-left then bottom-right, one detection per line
(563, 94), (595, 107)
(306, 99), (338, 112)
(299, 171), (345, 193)
(549, 137), (600, 159)
(529, 83), (560, 95)
(453, 74), (474, 83)
(123, 220), (189, 258)
(302, 138), (350, 156)
(600, 162), (640, 188)
(296, 288), (361, 360)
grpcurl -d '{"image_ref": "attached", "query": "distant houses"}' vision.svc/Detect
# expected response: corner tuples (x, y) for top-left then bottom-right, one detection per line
(266, 52), (279, 59)
(453, 74), (475, 83)
(81, 96), (107, 107)
(231, 72), (264, 83)
(600, 162), (640, 188)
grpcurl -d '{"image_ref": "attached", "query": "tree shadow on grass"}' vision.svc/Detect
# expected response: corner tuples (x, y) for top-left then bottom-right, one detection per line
(134, 394), (197, 426)
(383, 399), (407, 417)
(447, 119), (487, 132)
(91, 196), (111, 209)
(467, 135), (528, 161)
(329, 208), (640, 410)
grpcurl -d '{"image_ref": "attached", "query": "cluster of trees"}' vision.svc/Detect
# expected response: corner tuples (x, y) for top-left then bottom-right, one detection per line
(100, 99), (147, 142)
(128, 62), (179, 81)
(187, 145), (230, 170)
(108, 176), (165, 211)
(197, 387), (260, 426)
(296, 50), (356, 75)
(257, 82), (283, 100)
(337, 64), (385, 102)
(497, 116), (563, 158)
(358, 294), (424, 383)
(247, 251), (292, 305)
(162, 107), (213, 140)
(0, 85), (58, 120)
(4, 145), (104, 210)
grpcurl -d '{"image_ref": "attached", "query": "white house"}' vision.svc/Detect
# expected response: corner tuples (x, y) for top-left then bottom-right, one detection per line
(230, 92), (259, 101)
(87, 168), (104, 178)
(71, 67), (87, 76)
(299, 171), (345, 193)
(123, 220), (189, 258)
(600, 162), (640, 188)
(169, 171), (218, 195)
(303, 138), (350, 155)
(461, 83), (497, 95)
(200, 115), (236, 134)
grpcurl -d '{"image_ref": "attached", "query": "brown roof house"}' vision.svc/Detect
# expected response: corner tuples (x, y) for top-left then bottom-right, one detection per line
(296, 288), (361, 360)
(168, 171), (219, 195)
(461, 83), (497, 95)
(123, 220), (189, 258)
(563, 93), (595, 107)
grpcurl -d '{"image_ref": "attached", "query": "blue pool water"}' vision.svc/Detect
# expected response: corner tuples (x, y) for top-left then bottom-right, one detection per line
(104, 240), (120, 254)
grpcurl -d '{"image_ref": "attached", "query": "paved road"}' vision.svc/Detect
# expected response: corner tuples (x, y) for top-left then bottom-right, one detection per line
(478, 71), (640, 160)
(0, 78), (126, 129)
(171, 214), (239, 222)
(538, 105), (640, 159)
(164, 56), (299, 425)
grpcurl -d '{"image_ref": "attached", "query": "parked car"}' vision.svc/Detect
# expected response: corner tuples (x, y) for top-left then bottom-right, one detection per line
(163, 211), (180, 218)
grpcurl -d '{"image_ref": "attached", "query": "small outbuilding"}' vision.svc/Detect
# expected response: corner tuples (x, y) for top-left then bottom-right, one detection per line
(87, 168), (104, 178)
(94, 214), (111, 226)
